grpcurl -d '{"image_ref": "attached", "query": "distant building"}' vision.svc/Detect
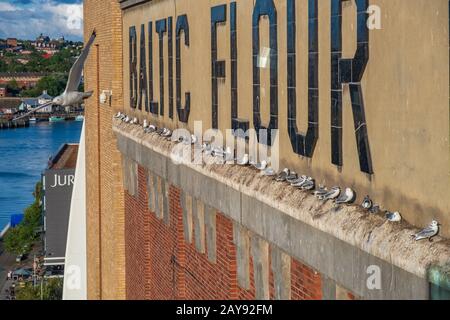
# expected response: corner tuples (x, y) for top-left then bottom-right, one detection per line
(20, 91), (53, 113)
(0, 72), (46, 89)
(0, 97), (21, 114)
(0, 86), (6, 97)
(6, 38), (17, 48)
(32, 34), (64, 54)
(42, 144), (79, 268)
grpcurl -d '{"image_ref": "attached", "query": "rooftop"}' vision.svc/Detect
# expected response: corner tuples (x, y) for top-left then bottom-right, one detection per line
(48, 144), (79, 170)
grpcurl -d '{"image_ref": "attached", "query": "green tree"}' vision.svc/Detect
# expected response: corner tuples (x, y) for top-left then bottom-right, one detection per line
(6, 79), (21, 96)
(3, 182), (43, 255)
(16, 278), (63, 300)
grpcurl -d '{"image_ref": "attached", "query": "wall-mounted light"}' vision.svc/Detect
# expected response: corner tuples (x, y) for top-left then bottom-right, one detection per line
(100, 90), (112, 105)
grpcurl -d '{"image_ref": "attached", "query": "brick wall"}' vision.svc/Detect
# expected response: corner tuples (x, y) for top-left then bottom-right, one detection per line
(84, 0), (126, 300)
(124, 165), (326, 300)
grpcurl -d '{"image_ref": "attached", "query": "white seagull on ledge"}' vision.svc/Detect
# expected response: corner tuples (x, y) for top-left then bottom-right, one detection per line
(14, 30), (97, 121)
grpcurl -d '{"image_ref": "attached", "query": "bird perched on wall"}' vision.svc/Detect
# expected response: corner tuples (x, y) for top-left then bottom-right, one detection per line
(412, 220), (440, 241)
(313, 186), (328, 199)
(132, 117), (139, 124)
(145, 125), (157, 133)
(143, 119), (148, 128)
(275, 168), (290, 182)
(335, 188), (355, 204)
(115, 112), (123, 119)
(361, 195), (373, 210)
(385, 211), (402, 222)
(237, 154), (249, 166)
(254, 160), (268, 171)
(13, 30), (97, 121)
(202, 142), (213, 155)
(291, 175), (308, 187)
(124, 116), (131, 123)
(322, 187), (341, 201)
(301, 179), (315, 191)
(262, 167), (276, 176)
(162, 129), (172, 138)
(286, 172), (298, 183)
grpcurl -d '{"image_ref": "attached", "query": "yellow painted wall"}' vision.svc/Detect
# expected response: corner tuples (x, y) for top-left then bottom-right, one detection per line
(121, 0), (450, 236)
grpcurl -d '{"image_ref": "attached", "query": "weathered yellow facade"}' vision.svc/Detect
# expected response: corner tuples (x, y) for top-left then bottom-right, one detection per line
(121, 0), (450, 236)
(84, 0), (450, 299)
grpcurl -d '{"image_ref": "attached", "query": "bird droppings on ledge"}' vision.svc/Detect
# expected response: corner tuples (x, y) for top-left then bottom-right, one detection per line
(112, 118), (450, 280)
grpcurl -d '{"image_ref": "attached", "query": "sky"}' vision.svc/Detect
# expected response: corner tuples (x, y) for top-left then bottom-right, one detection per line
(0, 0), (83, 41)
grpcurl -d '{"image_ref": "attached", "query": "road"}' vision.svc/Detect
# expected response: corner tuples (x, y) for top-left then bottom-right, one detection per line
(0, 240), (16, 299)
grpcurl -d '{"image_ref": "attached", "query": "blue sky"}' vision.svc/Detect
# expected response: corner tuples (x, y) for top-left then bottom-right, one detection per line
(0, 0), (83, 41)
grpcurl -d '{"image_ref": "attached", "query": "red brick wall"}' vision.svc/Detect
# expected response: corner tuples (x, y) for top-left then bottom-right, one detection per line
(125, 165), (325, 300)
(291, 259), (323, 300)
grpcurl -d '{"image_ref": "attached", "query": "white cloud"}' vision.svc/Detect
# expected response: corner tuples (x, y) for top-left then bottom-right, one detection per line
(0, 1), (83, 40)
(0, 3), (16, 11)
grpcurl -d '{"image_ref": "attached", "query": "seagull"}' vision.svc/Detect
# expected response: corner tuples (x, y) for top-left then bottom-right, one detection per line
(124, 116), (131, 123)
(211, 146), (225, 157)
(202, 142), (213, 155)
(412, 220), (440, 241)
(335, 187), (355, 204)
(237, 154), (249, 166)
(291, 175), (308, 187)
(275, 168), (290, 182)
(143, 119), (148, 128)
(254, 160), (268, 171)
(301, 179), (315, 191)
(13, 31), (97, 121)
(286, 172), (298, 183)
(114, 112), (122, 118)
(132, 117), (139, 124)
(145, 125), (157, 133)
(313, 186), (328, 199)
(262, 167), (276, 176)
(385, 211), (402, 222)
(322, 186), (340, 201)
(162, 129), (172, 138)
(361, 195), (373, 210)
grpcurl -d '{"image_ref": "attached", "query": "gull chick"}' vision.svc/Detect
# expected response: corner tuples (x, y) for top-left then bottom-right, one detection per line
(412, 220), (440, 241)
(362, 195), (373, 210)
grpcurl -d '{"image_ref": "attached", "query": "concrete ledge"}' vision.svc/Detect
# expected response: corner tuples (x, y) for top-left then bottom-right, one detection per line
(113, 120), (450, 299)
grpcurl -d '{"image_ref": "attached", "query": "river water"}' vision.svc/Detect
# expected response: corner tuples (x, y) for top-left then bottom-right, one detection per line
(0, 121), (82, 231)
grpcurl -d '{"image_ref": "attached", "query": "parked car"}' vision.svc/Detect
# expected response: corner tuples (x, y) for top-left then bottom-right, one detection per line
(15, 254), (23, 263)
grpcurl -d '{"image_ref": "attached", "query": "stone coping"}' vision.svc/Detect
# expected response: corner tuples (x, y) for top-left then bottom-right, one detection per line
(112, 119), (450, 282)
